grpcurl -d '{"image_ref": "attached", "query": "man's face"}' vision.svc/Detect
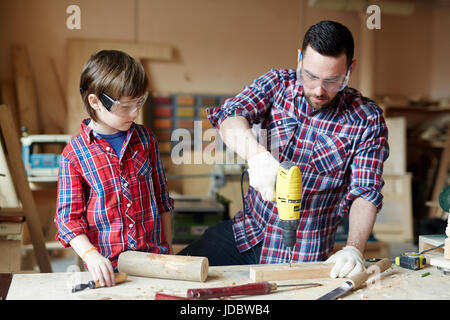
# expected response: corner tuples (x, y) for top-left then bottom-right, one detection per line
(297, 45), (351, 110)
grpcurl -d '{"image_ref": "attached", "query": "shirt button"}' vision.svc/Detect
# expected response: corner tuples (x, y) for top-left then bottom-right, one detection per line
(123, 182), (128, 187)
(127, 203), (131, 208)
(106, 147), (110, 151)
(129, 223), (134, 228)
(277, 120), (282, 125)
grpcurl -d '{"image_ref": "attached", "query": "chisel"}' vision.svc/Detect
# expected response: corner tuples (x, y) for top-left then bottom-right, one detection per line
(154, 281), (321, 300)
(72, 272), (128, 293)
(317, 258), (392, 300)
(187, 281), (321, 299)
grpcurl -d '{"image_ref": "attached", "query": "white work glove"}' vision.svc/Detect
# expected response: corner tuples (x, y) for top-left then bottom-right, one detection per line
(325, 245), (365, 278)
(247, 151), (280, 201)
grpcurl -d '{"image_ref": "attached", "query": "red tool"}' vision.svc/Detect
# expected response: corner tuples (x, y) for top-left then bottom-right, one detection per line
(154, 281), (321, 300)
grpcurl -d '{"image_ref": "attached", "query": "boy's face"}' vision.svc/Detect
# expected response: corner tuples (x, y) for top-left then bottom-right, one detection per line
(88, 94), (146, 134)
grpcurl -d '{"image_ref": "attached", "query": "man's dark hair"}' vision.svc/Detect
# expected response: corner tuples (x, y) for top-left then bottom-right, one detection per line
(301, 20), (354, 67)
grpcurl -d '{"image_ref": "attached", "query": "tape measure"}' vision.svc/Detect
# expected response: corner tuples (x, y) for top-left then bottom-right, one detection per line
(394, 252), (426, 270)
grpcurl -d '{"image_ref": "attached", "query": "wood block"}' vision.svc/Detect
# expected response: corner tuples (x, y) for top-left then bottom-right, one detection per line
(200, 97), (218, 106)
(0, 240), (21, 272)
(12, 45), (41, 134)
(176, 96), (195, 106)
(427, 252), (450, 269)
(152, 96), (172, 105)
(384, 118), (406, 175)
(177, 107), (195, 117)
(153, 119), (172, 129)
(249, 263), (332, 282)
(373, 173), (413, 242)
(445, 238), (450, 260)
(158, 142), (172, 154)
(154, 130), (172, 141)
(202, 120), (213, 129)
(199, 108), (208, 118)
(153, 106), (172, 117)
(418, 234), (445, 253)
(0, 222), (23, 237)
(178, 120), (195, 129)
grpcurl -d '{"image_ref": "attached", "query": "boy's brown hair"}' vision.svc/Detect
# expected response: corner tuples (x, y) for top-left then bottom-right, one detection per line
(79, 50), (148, 121)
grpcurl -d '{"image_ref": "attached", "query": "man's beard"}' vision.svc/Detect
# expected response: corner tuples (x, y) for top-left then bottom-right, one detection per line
(304, 92), (338, 110)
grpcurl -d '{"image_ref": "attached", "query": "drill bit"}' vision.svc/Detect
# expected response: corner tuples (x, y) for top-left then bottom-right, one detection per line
(289, 248), (292, 267)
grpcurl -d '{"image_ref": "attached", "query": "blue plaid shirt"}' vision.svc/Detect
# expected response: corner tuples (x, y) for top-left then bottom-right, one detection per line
(206, 69), (389, 264)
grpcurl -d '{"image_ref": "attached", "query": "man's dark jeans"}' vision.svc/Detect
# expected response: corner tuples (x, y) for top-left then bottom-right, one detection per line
(177, 220), (262, 266)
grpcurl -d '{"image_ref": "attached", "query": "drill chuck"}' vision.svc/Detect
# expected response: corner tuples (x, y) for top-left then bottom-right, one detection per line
(280, 220), (300, 248)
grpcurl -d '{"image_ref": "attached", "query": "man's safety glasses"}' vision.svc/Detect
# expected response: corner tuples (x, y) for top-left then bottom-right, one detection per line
(298, 51), (350, 92)
(99, 91), (149, 117)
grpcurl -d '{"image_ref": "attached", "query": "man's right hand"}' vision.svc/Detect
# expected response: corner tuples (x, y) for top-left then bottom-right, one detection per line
(247, 151), (280, 201)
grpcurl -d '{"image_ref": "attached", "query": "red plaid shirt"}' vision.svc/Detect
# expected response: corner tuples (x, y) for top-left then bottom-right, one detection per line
(55, 119), (174, 268)
(207, 69), (389, 264)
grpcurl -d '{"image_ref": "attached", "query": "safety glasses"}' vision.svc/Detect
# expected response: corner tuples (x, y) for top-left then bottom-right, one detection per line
(99, 91), (149, 117)
(298, 51), (350, 92)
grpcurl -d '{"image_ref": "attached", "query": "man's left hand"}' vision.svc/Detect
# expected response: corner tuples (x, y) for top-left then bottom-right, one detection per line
(325, 245), (365, 278)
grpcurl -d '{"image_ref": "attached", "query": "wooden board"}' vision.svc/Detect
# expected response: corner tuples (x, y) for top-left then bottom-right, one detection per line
(384, 117), (407, 175)
(12, 45), (41, 134)
(0, 104), (52, 273)
(66, 39), (173, 135)
(249, 263), (332, 282)
(373, 173), (413, 242)
(6, 263), (450, 300)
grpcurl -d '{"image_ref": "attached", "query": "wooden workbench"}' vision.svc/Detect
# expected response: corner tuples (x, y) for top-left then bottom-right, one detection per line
(6, 263), (450, 300)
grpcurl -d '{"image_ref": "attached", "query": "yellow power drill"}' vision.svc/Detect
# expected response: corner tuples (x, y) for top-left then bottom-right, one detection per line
(275, 161), (302, 266)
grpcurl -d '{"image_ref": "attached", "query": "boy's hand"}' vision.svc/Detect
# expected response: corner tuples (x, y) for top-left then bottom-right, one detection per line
(83, 250), (116, 287)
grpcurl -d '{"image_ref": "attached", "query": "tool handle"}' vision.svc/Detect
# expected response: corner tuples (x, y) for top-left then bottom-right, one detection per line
(0, 216), (25, 223)
(93, 272), (127, 288)
(155, 292), (197, 300)
(187, 282), (273, 299)
(349, 258), (392, 290)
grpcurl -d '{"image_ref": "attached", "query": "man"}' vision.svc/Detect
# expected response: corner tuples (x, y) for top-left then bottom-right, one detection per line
(178, 20), (389, 278)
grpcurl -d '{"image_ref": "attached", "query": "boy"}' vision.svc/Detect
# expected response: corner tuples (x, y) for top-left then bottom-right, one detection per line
(55, 50), (174, 287)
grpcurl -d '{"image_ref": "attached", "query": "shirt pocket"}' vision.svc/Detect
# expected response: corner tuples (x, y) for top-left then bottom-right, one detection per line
(268, 109), (298, 159)
(311, 134), (350, 174)
(132, 149), (153, 177)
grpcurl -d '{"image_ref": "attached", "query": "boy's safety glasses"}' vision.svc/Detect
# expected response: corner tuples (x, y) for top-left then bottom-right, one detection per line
(99, 91), (149, 117)
(298, 51), (350, 92)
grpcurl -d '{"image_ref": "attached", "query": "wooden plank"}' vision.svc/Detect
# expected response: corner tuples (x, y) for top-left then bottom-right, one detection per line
(384, 117), (406, 175)
(373, 173), (413, 242)
(153, 119), (172, 129)
(249, 263), (332, 282)
(176, 95), (195, 106)
(6, 263), (450, 300)
(12, 45), (41, 134)
(177, 107), (195, 117)
(0, 104), (52, 273)
(0, 241), (21, 273)
(0, 81), (20, 135)
(66, 39), (173, 135)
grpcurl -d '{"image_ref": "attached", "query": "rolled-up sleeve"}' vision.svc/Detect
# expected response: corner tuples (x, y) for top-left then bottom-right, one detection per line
(206, 69), (282, 129)
(338, 111), (389, 216)
(55, 157), (88, 247)
(150, 132), (174, 214)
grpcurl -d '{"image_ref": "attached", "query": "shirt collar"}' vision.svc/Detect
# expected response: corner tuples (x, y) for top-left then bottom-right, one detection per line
(80, 118), (137, 144)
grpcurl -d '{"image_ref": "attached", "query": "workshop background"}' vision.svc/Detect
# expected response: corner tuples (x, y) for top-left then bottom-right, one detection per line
(0, 0), (449, 280)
